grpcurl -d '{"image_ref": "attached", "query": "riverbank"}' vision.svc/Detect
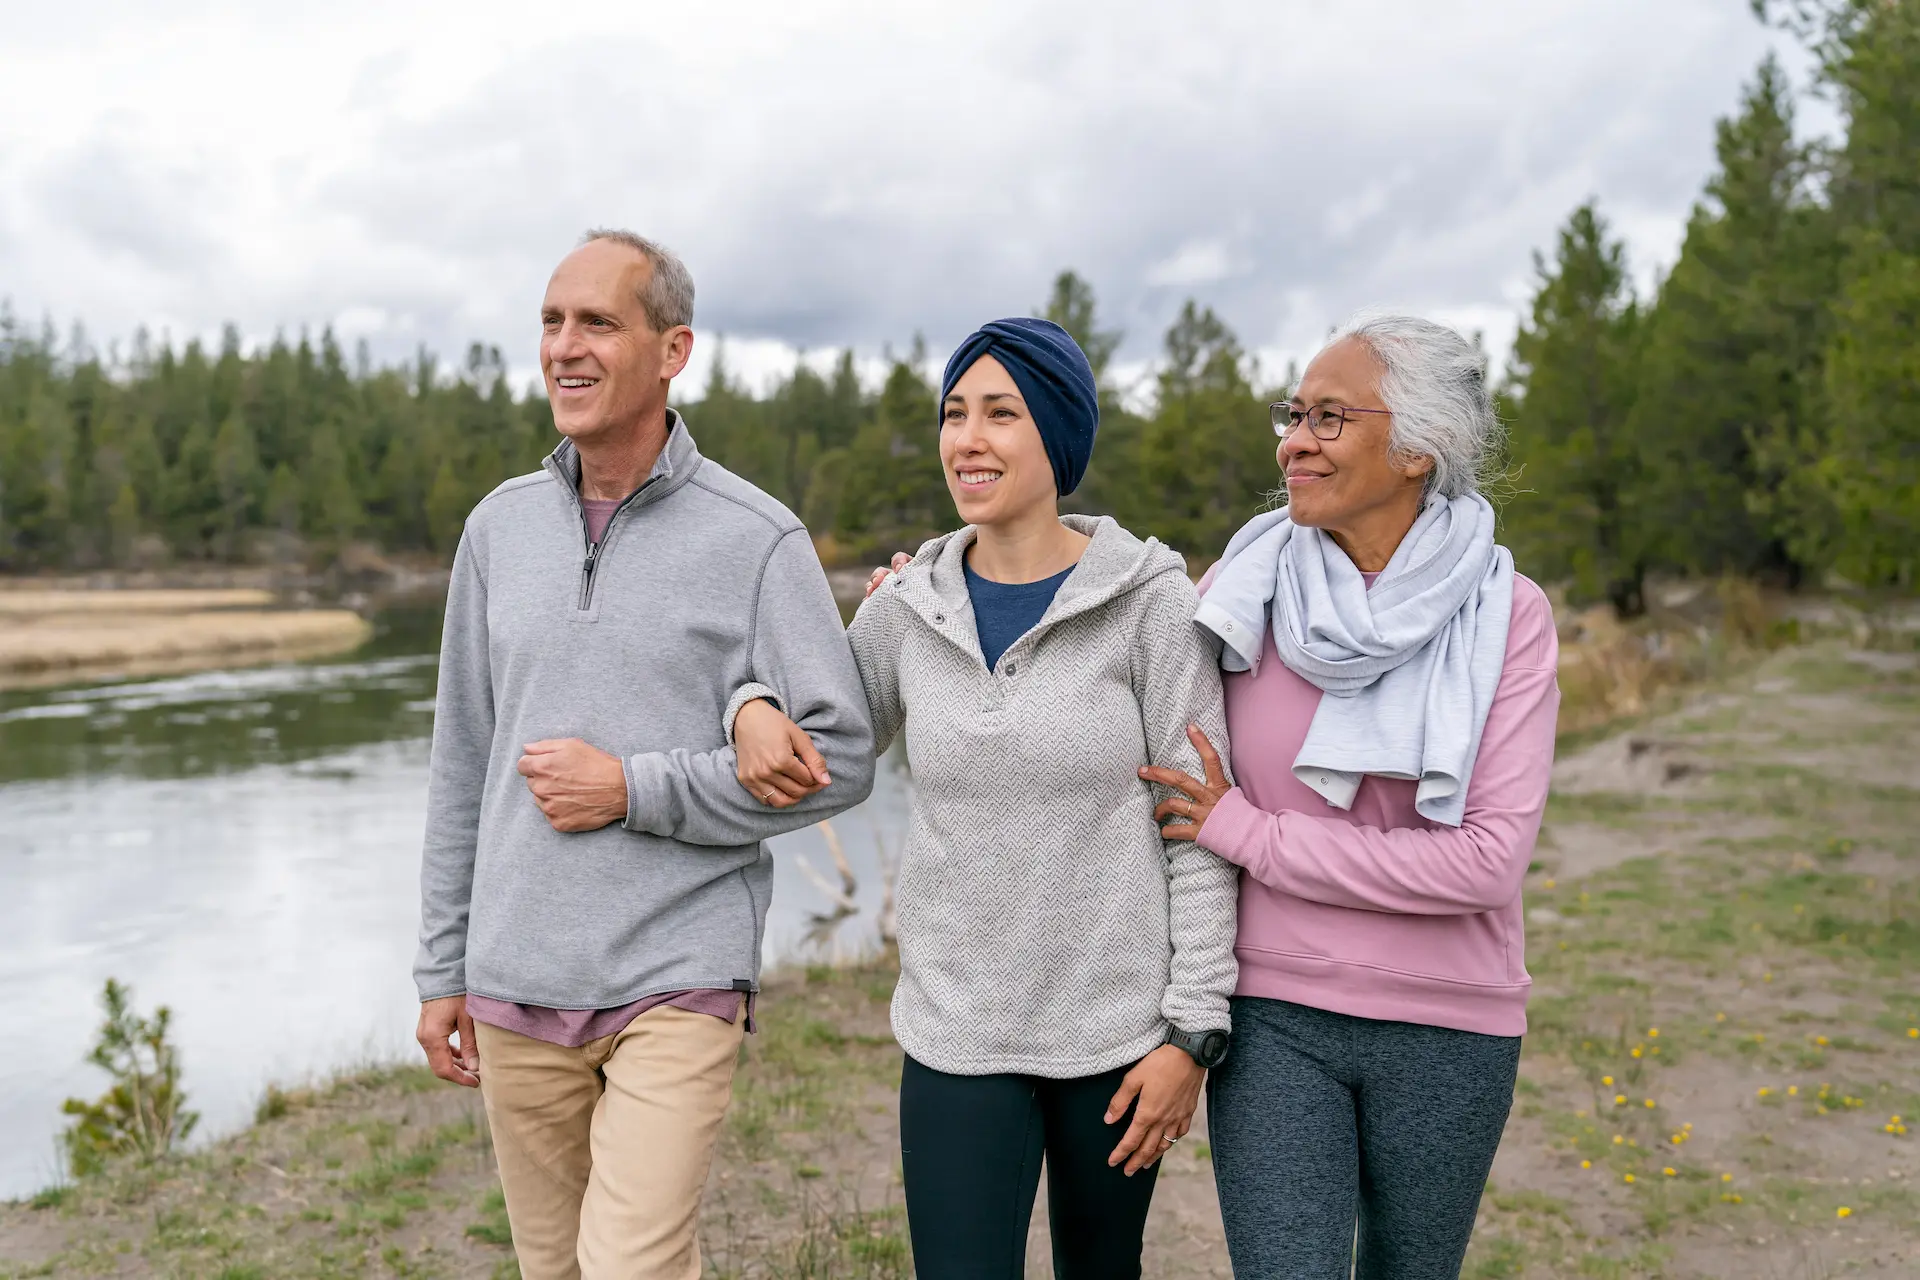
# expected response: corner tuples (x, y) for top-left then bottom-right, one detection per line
(4, 638), (1916, 1277)
(0, 589), (373, 691)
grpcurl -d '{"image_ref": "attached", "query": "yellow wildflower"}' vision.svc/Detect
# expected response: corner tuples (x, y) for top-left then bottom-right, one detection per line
(1581, 1159), (1592, 1169)
(1788, 1086), (1799, 1096)
(1615, 1094), (1627, 1106)
(1757, 1087), (1772, 1097)
(1624, 1174), (1636, 1184)
(1663, 1167), (1676, 1177)
(1647, 1028), (1659, 1038)
(1613, 1135), (1624, 1145)
(1631, 1046), (1643, 1059)
(1721, 1173), (1733, 1182)
(1837, 1206), (1852, 1219)
(1815, 1035), (1829, 1046)
(1644, 1098), (1655, 1109)
(1602, 1075), (1614, 1086)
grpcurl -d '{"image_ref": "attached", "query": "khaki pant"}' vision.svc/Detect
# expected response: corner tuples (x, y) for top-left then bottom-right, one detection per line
(473, 1004), (745, 1280)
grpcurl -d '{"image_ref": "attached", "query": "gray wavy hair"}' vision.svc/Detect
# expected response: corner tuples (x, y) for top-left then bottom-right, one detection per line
(579, 228), (696, 333)
(1328, 309), (1501, 499)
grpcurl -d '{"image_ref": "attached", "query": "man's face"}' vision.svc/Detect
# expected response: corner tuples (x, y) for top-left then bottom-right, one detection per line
(539, 240), (692, 444)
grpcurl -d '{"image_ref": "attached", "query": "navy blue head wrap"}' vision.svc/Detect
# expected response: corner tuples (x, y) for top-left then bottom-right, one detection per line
(939, 317), (1099, 497)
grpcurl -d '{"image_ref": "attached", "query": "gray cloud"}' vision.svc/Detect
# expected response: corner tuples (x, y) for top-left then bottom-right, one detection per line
(0, 0), (1788, 379)
(35, 137), (222, 275)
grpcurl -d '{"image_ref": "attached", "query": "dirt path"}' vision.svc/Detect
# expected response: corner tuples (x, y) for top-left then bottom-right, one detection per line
(1481, 642), (1920, 1278)
(4, 639), (1915, 1278)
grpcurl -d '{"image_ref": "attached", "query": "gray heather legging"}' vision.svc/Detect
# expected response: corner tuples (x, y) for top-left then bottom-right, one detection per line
(1207, 996), (1520, 1279)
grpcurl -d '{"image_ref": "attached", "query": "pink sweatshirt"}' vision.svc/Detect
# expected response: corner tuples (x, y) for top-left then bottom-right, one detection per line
(1193, 568), (1560, 1036)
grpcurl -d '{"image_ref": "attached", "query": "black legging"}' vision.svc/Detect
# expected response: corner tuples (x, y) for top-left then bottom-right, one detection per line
(899, 1054), (1161, 1279)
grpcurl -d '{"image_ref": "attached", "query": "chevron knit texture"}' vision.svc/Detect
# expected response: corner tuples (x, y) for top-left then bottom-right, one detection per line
(851, 515), (1239, 1078)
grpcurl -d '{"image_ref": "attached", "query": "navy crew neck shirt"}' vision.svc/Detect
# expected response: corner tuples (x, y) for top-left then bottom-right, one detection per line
(963, 559), (1076, 671)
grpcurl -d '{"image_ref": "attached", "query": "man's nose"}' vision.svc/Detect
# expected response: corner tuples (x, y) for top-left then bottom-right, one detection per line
(547, 321), (588, 362)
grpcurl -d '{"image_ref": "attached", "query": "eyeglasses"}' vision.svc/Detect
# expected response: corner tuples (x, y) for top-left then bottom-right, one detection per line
(1270, 402), (1392, 441)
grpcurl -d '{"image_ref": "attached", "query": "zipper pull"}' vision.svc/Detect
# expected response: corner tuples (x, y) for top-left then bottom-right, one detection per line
(583, 544), (599, 574)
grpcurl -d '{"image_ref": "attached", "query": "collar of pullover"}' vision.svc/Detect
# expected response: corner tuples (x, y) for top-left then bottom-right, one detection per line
(888, 514), (1189, 647)
(541, 409), (703, 511)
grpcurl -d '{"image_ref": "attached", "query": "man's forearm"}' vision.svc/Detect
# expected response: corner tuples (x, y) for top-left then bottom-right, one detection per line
(623, 730), (876, 846)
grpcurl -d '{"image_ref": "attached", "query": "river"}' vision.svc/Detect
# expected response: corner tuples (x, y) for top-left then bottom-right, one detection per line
(0, 601), (909, 1200)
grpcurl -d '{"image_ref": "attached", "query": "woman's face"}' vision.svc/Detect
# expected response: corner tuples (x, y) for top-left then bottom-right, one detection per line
(939, 355), (1057, 526)
(1279, 337), (1431, 531)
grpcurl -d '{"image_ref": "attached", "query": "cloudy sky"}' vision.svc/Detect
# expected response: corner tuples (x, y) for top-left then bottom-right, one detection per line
(0, 0), (1809, 396)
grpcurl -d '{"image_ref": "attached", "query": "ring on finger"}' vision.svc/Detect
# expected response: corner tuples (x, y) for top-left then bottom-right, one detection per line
(1162, 1134), (1179, 1145)
(761, 790), (778, 803)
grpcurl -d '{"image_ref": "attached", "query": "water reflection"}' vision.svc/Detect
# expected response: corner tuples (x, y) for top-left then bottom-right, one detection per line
(0, 601), (906, 1199)
(0, 605), (445, 782)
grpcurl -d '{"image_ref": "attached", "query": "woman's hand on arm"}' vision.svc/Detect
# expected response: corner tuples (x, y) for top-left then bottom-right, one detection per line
(1141, 724), (1232, 841)
(733, 698), (830, 808)
(1105, 1044), (1207, 1176)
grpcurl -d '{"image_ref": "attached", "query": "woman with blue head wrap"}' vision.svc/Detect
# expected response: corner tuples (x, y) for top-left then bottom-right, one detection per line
(727, 319), (1238, 1277)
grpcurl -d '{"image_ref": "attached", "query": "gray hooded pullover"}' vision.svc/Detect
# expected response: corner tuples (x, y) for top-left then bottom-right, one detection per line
(739, 515), (1240, 1078)
(414, 413), (876, 1009)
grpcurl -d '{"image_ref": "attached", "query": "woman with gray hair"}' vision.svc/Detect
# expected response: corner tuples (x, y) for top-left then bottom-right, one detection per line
(1143, 312), (1561, 1276)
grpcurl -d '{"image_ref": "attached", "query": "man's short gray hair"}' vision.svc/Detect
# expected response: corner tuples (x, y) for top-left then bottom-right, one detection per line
(579, 228), (696, 332)
(1329, 309), (1501, 499)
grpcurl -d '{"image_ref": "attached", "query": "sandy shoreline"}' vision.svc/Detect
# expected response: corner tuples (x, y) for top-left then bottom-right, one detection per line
(0, 589), (373, 691)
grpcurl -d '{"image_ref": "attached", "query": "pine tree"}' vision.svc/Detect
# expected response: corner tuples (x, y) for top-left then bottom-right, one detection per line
(211, 409), (263, 559)
(1040, 271), (1122, 378)
(1504, 203), (1649, 612)
(1131, 302), (1273, 561)
(303, 421), (362, 552)
(1801, 0), (1920, 583)
(425, 457), (468, 555)
(1628, 56), (1838, 585)
(1816, 249), (1920, 586)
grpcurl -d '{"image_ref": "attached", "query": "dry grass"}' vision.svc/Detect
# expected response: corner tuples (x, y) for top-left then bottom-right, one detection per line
(0, 589), (279, 616)
(0, 592), (371, 689)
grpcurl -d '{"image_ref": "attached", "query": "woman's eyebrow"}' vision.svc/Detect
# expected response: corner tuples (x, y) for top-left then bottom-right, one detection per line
(980, 392), (1022, 403)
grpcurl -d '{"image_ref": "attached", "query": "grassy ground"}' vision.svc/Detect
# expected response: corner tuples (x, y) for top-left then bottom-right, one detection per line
(3, 638), (1915, 1277)
(1467, 640), (1920, 1278)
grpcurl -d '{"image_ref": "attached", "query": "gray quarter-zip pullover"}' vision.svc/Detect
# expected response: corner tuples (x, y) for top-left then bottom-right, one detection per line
(414, 413), (876, 1009)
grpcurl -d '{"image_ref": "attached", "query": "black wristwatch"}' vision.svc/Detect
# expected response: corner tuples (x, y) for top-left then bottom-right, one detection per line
(1165, 1025), (1231, 1069)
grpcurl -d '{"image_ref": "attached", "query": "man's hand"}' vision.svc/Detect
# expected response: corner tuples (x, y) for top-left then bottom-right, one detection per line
(735, 698), (830, 809)
(417, 995), (479, 1088)
(517, 738), (629, 831)
(1105, 1044), (1206, 1175)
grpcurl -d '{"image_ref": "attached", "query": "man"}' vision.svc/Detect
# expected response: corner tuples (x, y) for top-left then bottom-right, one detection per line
(414, 229), (874, 1280)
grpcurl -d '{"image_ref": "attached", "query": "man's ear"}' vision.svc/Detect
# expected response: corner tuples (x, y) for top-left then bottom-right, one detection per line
(663, 326), (695, 381)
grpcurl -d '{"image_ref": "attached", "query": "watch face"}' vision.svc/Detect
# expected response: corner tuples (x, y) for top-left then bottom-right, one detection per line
(1199, 1030), (1230, 1068)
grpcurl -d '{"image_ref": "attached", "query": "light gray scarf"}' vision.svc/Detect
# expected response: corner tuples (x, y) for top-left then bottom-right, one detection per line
(1194, 493), (1514, 827)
